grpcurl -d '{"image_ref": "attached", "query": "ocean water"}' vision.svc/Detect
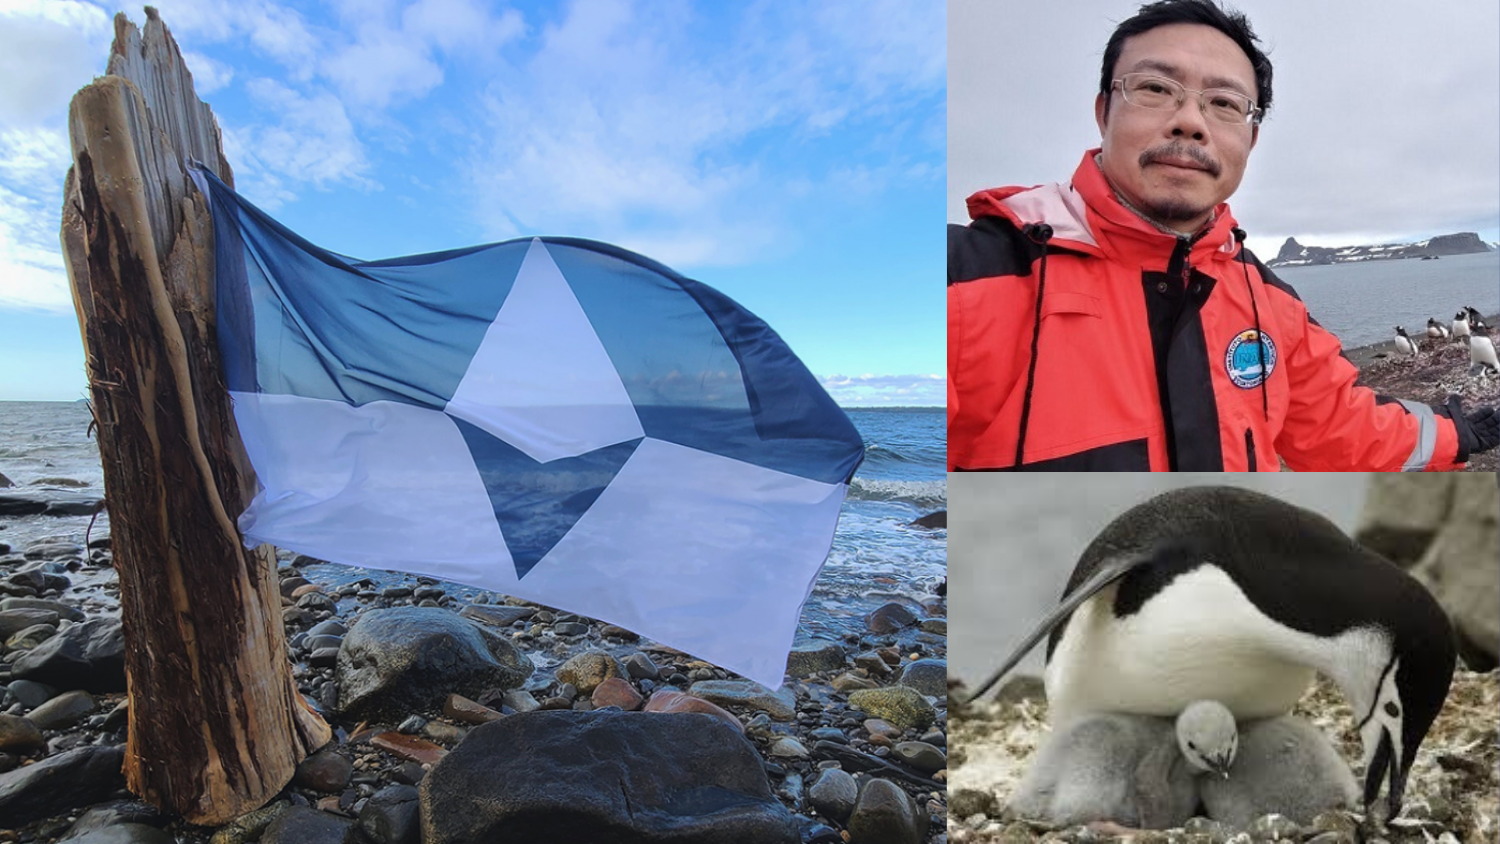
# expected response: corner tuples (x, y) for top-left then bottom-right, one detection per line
(0, 401), (945, 642)
(1275, 251), (1500, 350)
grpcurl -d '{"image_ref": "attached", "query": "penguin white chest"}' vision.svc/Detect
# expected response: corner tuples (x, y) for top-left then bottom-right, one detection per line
(1045, 565), (1319, 725)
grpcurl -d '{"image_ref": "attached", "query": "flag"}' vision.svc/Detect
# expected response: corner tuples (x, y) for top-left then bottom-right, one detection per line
(188, 168), (864, 688)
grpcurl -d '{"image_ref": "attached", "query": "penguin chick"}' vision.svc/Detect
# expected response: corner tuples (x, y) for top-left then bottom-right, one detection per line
(1392, 327), (1418, 358)
(1468, 333), (1499, 374)
(1176, 699), (1239, 778)
(1201, 715), (1359, 829)
(1008, 709), (1207, 830)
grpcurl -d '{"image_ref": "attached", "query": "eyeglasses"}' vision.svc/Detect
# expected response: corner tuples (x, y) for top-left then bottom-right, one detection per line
(1112, 73), (1262, 125)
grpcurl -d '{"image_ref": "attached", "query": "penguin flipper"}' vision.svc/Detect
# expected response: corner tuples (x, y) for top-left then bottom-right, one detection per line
(962, 550), (1154, 703)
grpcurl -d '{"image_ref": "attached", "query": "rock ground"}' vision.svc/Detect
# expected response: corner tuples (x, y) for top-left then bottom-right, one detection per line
(1341, 317), (1500, 473)
(0, 531), (947, 844)
(946, 670), (1497, 844)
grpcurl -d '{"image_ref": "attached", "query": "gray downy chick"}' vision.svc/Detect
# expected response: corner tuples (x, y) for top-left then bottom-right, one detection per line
(1200, 714), (1359, 829)
(1008, 700), (1237, 829)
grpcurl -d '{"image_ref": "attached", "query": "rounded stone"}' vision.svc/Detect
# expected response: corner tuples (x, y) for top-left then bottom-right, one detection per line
(895, 659), (946, 697)
(767, 736), (810, 759)
(293, 749), (353, 793)
(807, 768), (858, 824)
(848, 688), (936, 732)
(1249, 813), (1301, 841)
(622, 653), (659, 680)
(786, 639), (847, 677)
(946, 787), (998, 819)
(25, 689), (94, 730)
(891, 741), (946, 774)
(555, 651), (622, 695)
(0, 713), (45, 754)
(335, 608), (532, 720)
(865, 603), (919, 634)
(845, 778), (925, 844)
(591, 677), (644, 711)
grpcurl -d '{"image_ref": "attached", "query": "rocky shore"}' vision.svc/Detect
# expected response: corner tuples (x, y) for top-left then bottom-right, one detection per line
(0, 505), (948, 843)
(1342, 317), (1499, 472)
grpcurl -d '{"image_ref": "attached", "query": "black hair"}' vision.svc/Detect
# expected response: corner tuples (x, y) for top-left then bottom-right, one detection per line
(1100, 0), (1273, 122)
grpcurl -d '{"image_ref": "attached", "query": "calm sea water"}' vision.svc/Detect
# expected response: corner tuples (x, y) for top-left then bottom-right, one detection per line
(1276, 251), (1500, 349)
(0, 401), (945, 641)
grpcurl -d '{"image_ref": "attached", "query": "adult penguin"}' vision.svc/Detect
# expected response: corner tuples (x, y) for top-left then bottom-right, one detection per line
(964, 486), (1455, 823)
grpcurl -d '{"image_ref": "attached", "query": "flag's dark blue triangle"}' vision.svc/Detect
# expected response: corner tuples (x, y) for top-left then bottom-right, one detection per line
(451, 416), (642, 579)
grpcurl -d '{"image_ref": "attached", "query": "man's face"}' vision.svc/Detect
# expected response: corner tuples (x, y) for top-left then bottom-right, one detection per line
(1094, 22), (1259, 231)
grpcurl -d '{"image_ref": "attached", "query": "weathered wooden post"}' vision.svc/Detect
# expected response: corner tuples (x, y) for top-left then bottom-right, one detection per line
(59, 7), (331, 824)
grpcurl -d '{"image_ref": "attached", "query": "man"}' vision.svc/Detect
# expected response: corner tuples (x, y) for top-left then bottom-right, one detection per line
(947, 0), (1499, 470)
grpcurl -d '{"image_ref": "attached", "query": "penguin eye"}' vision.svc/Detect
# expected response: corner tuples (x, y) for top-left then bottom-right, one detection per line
(1384, 701), (1400, 718)
(1188, 741), (1197, 751)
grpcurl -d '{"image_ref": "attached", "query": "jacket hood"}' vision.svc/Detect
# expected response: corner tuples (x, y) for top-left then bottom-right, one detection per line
(967, 149), (1243, 265)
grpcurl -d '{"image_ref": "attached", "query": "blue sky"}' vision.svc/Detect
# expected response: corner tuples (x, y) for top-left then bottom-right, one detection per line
(0, 0), (944, 405)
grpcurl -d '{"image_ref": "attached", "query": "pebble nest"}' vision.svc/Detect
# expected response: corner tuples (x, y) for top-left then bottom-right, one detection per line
(946, 669), (1498, 843)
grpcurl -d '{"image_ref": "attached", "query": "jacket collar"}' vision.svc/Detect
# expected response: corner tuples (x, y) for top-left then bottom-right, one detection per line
(967, 149), (1242, 266)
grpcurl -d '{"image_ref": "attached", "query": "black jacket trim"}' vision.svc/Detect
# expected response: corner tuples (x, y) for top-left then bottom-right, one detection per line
(954, 438), (1151, 471)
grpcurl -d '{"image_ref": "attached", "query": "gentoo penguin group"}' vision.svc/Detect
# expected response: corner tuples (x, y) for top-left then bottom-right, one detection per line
(1201, 715), (1360, 828)
(1468, 332), (1499, 374)
(1452, 310), (1473, 343)
(1392, 326), (1418, 358)
(1008, 700), (1236, 828)
(1425, 317), (1450, 342)
(1465, 306), (1490, 334)
(967, 486), (1456, 822)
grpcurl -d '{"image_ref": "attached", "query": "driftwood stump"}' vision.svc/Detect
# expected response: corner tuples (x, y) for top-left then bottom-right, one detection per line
(60, 8), (330, 824)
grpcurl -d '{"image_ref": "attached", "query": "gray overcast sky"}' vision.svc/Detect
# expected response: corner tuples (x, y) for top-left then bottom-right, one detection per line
(949, 0), (1500, 261)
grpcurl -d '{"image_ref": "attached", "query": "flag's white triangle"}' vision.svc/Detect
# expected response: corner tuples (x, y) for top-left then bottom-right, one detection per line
(445, 238), (644, 463)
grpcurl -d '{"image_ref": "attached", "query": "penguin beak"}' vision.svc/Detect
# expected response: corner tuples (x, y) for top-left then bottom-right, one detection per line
(1362, 728), (1406, 821)
(1210, 754), (1232, 779)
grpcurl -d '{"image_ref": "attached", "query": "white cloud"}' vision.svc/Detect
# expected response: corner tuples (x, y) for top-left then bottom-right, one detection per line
(321, 29), (445, 110)
(0, 1), (111, 126)
(820, 373), (945, 407)
(227, 79), (376, 207)
(0, 182), (72, 313)
(402, 0), (525, 53)
(463, 0), (943, 268)
(181, 50), (234, 93)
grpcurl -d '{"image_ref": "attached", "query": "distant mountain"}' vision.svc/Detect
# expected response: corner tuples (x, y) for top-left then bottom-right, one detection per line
(1266, 232), (1495, 268)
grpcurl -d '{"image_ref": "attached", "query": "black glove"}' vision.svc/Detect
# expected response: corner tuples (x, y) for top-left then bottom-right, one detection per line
(1447, 395), (1500, 459)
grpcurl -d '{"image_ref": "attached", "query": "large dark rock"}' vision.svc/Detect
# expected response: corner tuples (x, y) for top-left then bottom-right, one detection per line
(11, 618), (127, 692)
(0, 745), (126, 825)
(420, 710), (798, 843)
(59, 824), (174, 844)
(356, 783), (421, 844)
(335, 607), (532, 720)
(259, 805), (354, 844)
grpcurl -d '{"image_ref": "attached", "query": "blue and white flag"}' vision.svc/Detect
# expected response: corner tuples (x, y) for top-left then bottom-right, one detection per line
(189, 168), (864, 688)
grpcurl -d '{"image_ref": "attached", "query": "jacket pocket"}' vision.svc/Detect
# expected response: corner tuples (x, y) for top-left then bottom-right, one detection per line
(1040, 291), (1102, 319)
(1245, 428), (1258, 472)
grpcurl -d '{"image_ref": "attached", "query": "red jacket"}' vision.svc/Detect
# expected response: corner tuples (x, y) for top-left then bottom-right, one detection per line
(948, 150), (1465, 471)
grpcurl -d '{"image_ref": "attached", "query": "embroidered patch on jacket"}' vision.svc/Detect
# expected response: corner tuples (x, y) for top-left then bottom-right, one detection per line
(1225, 329), (1278, 388)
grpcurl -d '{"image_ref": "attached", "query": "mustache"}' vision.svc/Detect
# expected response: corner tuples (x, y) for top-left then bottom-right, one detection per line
(1140, 144), (1221, 177)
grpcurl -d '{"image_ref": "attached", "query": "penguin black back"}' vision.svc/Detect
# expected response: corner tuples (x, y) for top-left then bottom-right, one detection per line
(1045, 487), (1453, 675)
